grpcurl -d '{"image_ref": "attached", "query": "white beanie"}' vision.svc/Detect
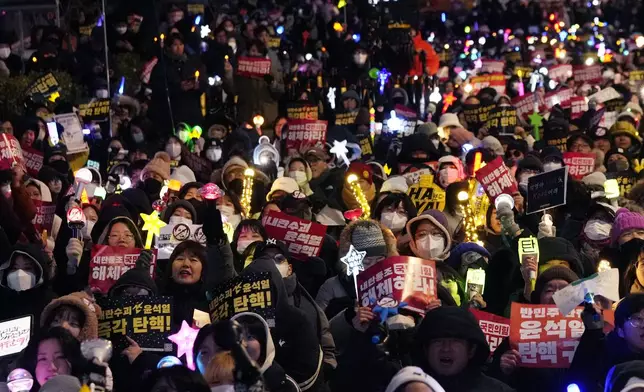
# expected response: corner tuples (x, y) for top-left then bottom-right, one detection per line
(266, 177), (300, 201)
(385, 367), (445, 392)
(171, 165), (197, 186)
(380, 176), (408, 194)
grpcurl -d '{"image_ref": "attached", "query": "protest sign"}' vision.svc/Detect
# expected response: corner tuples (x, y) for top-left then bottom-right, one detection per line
(463, 104), (496, 129)
(78, 99), (111, 121)
(526, 167), (568, 214)
(89, 245), (158, 294)
(570, 96), (589, 120)
(382, 110), (416, 137)
(0, 315), (32, 358)
(402, 167), (434, 186)
(187, 3), (205, 14)
(357, 132), (374, 161)
(285, 119), (328, 151)
(485, 107), (518, 135)
(480, 59), (506, 74)
(514, 66), (533, 79)
(262, 210), (327, 260)
(268, 37), (281, 49)
(79, 24), (95, 36)
(237, 57), (272, 77)
(599, 111), (618, 129)
(54, 113), (87, 154)
(0, 134), (23, 170)
(544, 88), (573, 109)
(505, 52), (523, 64)
(157, 223), (206, 259)
(509, 302), (614, 368)
(470, 309), (510, 354)
(97, 296), (173, 352)
(553, 268), (620, 316)
(406, 174), (446, 213)
(511, 94), (546, 119)
(25, 73), (59, 98)
(562, 152), (595, 180)
(629, 70), (644, 94)
(604, 97), (626, 113)
(470, 73), (506, 95)
(286, 104), (319, 120)
(608, 171), (637, 197)
(589, 87), (622, 104)
(208, 273), (275, 327)
(548, 64), (573, 82)
(31, 200), (56, 235)
(335, 111), (358, 126)
(465, 268), (486, 300)
(573, 65), (602, 85)
(475, 157), (518, 202)
(357, 256), (437, 313)
(22, 146), (44, 177)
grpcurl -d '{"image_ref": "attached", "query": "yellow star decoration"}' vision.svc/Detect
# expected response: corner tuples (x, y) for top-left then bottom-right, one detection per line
(140, 211), (167, 249)
(48, 91), (60, 102)
(633, 158), (644, 174)
(383, 164), (392, 176)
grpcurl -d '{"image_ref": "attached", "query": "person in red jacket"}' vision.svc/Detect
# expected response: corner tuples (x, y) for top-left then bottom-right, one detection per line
(410, 29), (440, 77)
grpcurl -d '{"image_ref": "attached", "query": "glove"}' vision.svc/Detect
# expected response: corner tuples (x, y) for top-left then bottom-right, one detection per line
(202, 202), (225, 244)
(66, 238), (84, 274)
(497, 204), (520, 238)
(537, 220), (556, 238)
(135, 250), (154, 270)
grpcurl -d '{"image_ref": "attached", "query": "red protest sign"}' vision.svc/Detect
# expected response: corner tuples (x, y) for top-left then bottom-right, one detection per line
(0, 134), (23, 170)
(89, 245), (157, 294)
(470, 309), (511, 354)
(262, 210), (327, 260)
(511, 94), (546, 119)
(548, 64), (573, 82)
(545, 88), (573, 109)
(22, 147), (44, 177)
(563, 152), (595, 180)
(470, 73), (506, 95)
(237, 56), (272, 78)
(573, 65), (602, 85)
(357, 256), (437, 314)
(285, 119), (328, 151)
(475, 156), (518, 202)
(570, 96), (588, 120)
(509, 302), (614, 368)
(480, 59), (506, 74)
(31, 200), (56, 234)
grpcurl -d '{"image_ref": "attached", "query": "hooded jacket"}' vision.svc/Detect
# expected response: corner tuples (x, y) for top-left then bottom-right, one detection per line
(405, 210), (453, 261)
(40, 291), (102, 341)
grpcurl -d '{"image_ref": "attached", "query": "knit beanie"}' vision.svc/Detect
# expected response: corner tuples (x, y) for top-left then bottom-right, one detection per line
(530, 266), (579, 304)
(385, 367), (445, 392)
(350, 220), (387, 257)
(482, 136), (504, 156)
(380, 176), (409, 194)
(40, 292), (102, 341)
(605, 360), (644, 392)
(516, 155), (543, 177)
(582, 171), (606, 188)
(610, 121), (641, 142)
(39, 375), (82, 392)
(142, 151), (172, 181)
(416, 122), (439, 137)
(611, 208), (644, 246)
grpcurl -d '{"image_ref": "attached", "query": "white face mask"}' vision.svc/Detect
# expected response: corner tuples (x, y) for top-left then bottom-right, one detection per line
(431, 139), (440, 149)
(132, 132), (144, 144)
(217, 204), (236, 218)
(7, 269), (36, 291)
(381, 212), (407, 231)
(206, 147), (222, 162)
(170, 216), (193, 225)
(543, 162), (562, 172)
(236, 239), (254, 254)
(276, 262), (290, 278)
(0, 47), (10, 59)
(82, 220), (95, 240)
(288, 170), (308, 186)
(439, 168), (460, 187)
(353, 53), (368, 65)
(584, 219), (612, 241)
(519, 173), (533, 189)
(417, 235), (445, 259)
(116, 26), (127, 35)
(166, 143), (182, 159)
(96, 89), (109, 99)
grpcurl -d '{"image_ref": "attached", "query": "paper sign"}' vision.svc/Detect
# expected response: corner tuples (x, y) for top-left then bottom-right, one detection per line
(466, 268), (486, 300)
(562, 152), (595, 180)
(589, 87), (622, 104)
(193, 309), (211, 328)
(469, 309), (510, 354)
(548, 64), (573, 82)
(0, 315), (32, 358)
(78, 99), (111, 121)
(336, 111), (358, 126)
(470, 73), (506, 95)
(262, 210), (327, 260)
(480, 60), (506, 74)
(485, 107), (518, 135)
(268, 37), (281, 49)
(157, 223), (206, 259)
(97, 296), (173, 352)
(511, 94), (546, 119)
(208, 273), (275, 327)
(357, 256), (437, 313)
(285, 119), (328, 151)
(553, 268), (620, 316)
(25, 73), (59, 97)
(574, 65), (602, 85)
(463, 104), (496, 129)
(0, 134), (23, 170)
(286, 104), (319, 120)
(570, 96), (588, 120)
(187, 3), (205, 14)
(79, 24), (95, 36)
(31, 200), (56, 235)
(608, 172), (637, 197)
(599, 111), (618, 129)
(545, 88), (573, 109)
(54, 113), (87, 154)
(518, 237), (539, 265)
(402, 168), (434, 186)
(357, 132), (374, 160)
(406, 174), (446, 213)
(237, 57), (271, 77)
(89, 245), (158, 294)
(526, 167), (568, 214)
(475, 157), (518, 202)
(509, 302), (614, 368)
(22, 147), (44, 177)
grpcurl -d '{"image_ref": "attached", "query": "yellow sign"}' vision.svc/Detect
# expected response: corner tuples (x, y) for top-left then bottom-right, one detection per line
(406, 174), (446, 213)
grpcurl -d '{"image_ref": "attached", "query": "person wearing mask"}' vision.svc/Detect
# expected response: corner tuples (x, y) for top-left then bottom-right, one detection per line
(231, 219), (267, 273)
(605, 148), (634, 174)
(373, 193), (418, 240)
(138, 151), (172, 204)
(40, 291), (102, 342)
(0, 38), (22, 76)
(163, 200), (198, 226)
(305, 147), (345, 212)
(540, 147), (565, 172)
(437, 156), (466, 190)
(165, 136), (184, 164)
(406, 210), (452, 261)
(216, 193), (244, 234)
(515, 155), (543, 193)
(286, 157), (314, 197)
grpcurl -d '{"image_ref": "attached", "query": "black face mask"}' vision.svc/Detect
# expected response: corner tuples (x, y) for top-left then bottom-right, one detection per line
(143, 178), (163, 201)
(608, 160), (630, 173)
(49, 160), (70, 175)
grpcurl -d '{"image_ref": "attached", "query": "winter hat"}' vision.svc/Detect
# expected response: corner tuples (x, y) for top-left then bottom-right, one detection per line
(40, 292), (102, 341)
(541, 146), (564, 164)
(604, 148), (633, 168)
(611, 208), (644, 246)
(482, 136), (504, 156)
(407, 210), (450, 238)
(625, 102), (644, 116)
(108, 256), (159, 296)
(266, 177), (299, 201)
(222, 155), (248, 178)
(516, 155), (543, 178)
(350, 220), (387, 257)
(385, 367), (445, 392)
(341, 89), (360, 103)
(438, 155), (466, 179)
(538, 237), (584, 277)
(438, 113), (463, 129)
(605, 361), (644, 392)
(446, 242), (491, 272)
(416, 122), (439, 137)
(391, 88), (409, 105)
(39, 375), (82, 392)
(163, 199), (198, 222)
(346, 161), (374, 185)
(304, 146), (329, 162)
(177, 182), (204, 200)
(142, 151), (171, 181)
(616, 294), (644, 330)
(530, 266), (579, 304)
(380, 176), (408, 194)
(171, 165), (197, 186)
(610, 121), (641, 142)
(506, 139), (528, 156)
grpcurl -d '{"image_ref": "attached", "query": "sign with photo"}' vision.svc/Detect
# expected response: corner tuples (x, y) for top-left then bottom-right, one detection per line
(526, 167), (568, 214)
(262, 210), (327, 260)
(54, 113), (87, 154)
(89, 245), (158, 294)
(157, 223), (206, 259)
(208, 273), (275, 327)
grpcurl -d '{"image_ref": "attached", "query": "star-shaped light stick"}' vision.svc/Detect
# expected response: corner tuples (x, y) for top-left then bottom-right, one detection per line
(442, 92), (457, 113)
(528, 112), (544, 142)
(188, 125), (202, 140)
(330, 139), (350, 167)
(327, 87), (336, 110)
(341, 244), (366, 299)
(140, 202), (167, 249)
(168, 320), (199, 370)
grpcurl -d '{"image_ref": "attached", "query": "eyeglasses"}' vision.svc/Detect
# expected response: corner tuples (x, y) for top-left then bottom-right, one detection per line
(627, 316), (644, 329)
(109, 233), (134, 241)
(509, 150), (523, 158)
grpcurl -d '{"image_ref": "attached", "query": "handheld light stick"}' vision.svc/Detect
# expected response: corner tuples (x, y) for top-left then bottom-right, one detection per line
(330, 140), (350, 167)
(341, 244), (366, 300)
(347, 174), (371, 219)
(140, 200), (167, 249)
(67, 206), (86, 241)
(74, 168), (93, 201)
(6, 369), (34, 392)
(80, 339), (113, 391)
(241, 168), (255, 218)
(200, 183), (224, 200)
(377, 68), (391, 95)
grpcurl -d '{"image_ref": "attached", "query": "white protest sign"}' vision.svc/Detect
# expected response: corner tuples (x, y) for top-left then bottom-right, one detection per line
(402, 168), (433, 186)
(157, 223), (206, 259)
(552, 268), (620, 316)
(588, 87), (621, 104)
(0, 315), (32, 357)
(54, 113), (87, 154)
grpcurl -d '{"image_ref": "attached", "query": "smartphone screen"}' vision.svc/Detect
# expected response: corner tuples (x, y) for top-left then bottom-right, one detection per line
(47, 122), (59, 145)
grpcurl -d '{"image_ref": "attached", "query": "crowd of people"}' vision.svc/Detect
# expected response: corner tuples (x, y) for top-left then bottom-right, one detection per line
(3, 0), (644, 391)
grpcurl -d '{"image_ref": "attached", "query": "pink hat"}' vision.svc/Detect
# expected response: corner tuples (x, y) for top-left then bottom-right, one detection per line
(611, 208), (644, 245)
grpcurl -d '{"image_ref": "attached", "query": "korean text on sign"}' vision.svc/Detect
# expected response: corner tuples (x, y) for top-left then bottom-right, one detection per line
(79, 99), (111, 120)
(31, 200), (56, 235)
(22, 147), (44, 177)
(562, 152), (595, 180)
(287, 104), (319, 120)
(0, 315), (32, 357)
(237, 57), (272, 77)
(475, 156), (518, 202)
(470, 309), (510, 354)
(26, 73), (59, 96)
(357, 256), (437, 314)
(285, 119), (328, 150)
(573, 65), (602, 85)
(262, 210), (327, 260)
(406, 174), (446, 213)
(0, 134), (23, 170)
(209, 273), (275, 327)
(89, 245), (157, 294)
(97, 296), (173, 352)
(336, 111), (358, 126)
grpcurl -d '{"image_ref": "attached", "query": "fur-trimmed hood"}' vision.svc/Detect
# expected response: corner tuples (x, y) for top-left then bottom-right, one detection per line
(40, 291), (102, 341)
